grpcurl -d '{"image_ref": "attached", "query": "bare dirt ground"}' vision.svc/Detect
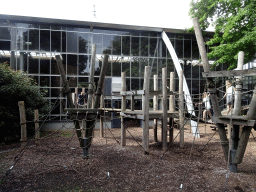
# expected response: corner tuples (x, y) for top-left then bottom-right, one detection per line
(0, 122), (256, 192)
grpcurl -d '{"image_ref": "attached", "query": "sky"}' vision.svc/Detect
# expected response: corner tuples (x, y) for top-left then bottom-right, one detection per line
(0, 0), (205, 30)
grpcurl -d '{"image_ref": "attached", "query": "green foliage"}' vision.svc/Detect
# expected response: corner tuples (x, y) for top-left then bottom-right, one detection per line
(189, 0), (256, 69)
(0, 63), (50, 144)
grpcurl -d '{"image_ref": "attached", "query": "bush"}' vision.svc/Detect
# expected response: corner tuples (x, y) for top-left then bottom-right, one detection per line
(0, 62), (51, 144)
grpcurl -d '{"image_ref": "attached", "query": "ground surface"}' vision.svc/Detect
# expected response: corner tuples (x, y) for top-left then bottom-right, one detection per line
(0, 122), (255, 192)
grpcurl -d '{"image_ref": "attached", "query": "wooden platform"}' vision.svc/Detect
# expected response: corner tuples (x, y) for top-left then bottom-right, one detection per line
(121, 110), (178, 120)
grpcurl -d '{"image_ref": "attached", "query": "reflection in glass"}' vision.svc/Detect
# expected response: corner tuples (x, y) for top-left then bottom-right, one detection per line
(40, 30), (50, 52)
(40, 59), (50, 74)
(28, 57), (39, 73)
(40, 76), (50, 87)
(112, 35), (121, 55)
(141, 37), (148, 56)
(67, 32), (78, 53)
(78, 55), (89, 75)
(51, 31), (61, 52)
(122, 36), (130, 56)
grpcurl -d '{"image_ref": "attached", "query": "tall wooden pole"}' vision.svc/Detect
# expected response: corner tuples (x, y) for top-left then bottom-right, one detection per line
(87, 44), (97, 109)
(142, 66), (151, 153)
(18, 101), (27, 148)
(229, 51), (244, 172)
(153, 74), (158, 142)
(34, 109), (40, 145)
(121, 72), (127, 146)
(192, 18), (229, 160)
(100, 94), (104, 137)
(179, 70), (184, 148)
(162, 68), (168, 151)
(169, 72), (175, 143)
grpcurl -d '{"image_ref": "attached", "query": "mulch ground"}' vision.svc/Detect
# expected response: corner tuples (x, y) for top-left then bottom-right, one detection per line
(0, 122), (255, 192)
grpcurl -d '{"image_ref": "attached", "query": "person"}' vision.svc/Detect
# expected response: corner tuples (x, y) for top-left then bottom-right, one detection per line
(222, 80), (235, 114)
(77, 92), (87, 107)
(202, 92), (212, 121)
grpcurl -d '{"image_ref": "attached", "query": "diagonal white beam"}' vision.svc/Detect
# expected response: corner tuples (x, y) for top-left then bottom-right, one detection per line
(162, 31), (200, 137)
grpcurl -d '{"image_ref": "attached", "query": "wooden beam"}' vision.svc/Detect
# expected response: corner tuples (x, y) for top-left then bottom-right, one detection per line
(121, 72), (126, 146)
(162, 68), (167, 151)
(18, 101), (27, 147)
(202, 69), (256, 78)
(87, 44), (96, 109)
(179, 70), (184, 148)
(34, 109), (40, 145)
(142, 66), (151, 153)
(153, 74), (158, 143)
(55, 55), (75, 109)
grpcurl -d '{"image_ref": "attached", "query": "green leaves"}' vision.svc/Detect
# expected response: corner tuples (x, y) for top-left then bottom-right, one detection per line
(0, 63), (50, 144)
(190, 0), (256, 69)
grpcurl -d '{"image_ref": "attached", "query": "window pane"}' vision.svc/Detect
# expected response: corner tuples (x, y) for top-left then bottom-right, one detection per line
(112, 60), (121, 77)
(40, 30), (50, 52)
(184, 40), (191, 59)
(131, 58), (139, 77)
(131, 37), (139, 56)
(150, 38), (157, 57)
(0, 40), (10, 50)
(175, 39), (183, 58)
(122, 36), (130, 56)
(51, 76), (60, 87)
(28, 29), (39, 51)
(78, 55), (90, 75)
(112, 35), (121, 55)
(0, 27), (10, 40)
(67, 32), (77, 53)
(51, 31), (61, 52)
(40, 76), (50, 87)
(141, 37), (148, 56)
(131, 78), (139, 90)
(40, 59), (50, 74)
(66, 54), (77, 75)
(28, 58), (39, 73)
(122, 61), (130, 77)
(93, 34), (102, 54)
(78, 33), (89, 54)
(192, 40), (199, 59)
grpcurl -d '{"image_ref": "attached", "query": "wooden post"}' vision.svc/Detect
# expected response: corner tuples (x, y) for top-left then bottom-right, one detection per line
(131, 95), (135, 111)
(18, 101), (27, 147)
(87, 44), (97, 109)
(234, 51), (244, 115)
(85, 54), (109, 151)
(179, 70), (184, 148)
(75, 87), (78, 108)
(230, 51), (244, 172)
(162, 68), (167, 151)
(142, 66), (151, 153)
(169, 72), (175, 144)
(100, 95), (104, 137)
(34, 109), (40, 145)
(55, 55), (75, 109)
(121, 72), (126, 146)
(153, 74), (158, 143)
(193, 18), (229, 160)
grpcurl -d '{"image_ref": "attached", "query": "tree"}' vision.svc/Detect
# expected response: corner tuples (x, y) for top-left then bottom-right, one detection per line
(189, 0), (256, 69)
(0, 62), (50, 144)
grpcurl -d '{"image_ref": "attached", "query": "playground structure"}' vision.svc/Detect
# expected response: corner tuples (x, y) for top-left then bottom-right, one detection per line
(193, 17), (256, 172)
(52, 19), (256, 173)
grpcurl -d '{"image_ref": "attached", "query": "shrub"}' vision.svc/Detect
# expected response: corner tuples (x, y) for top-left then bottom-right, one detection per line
(0, 62), (50, 144)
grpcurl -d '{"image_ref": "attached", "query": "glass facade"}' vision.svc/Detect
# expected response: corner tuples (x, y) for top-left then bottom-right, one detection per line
(0, 15), (216, 121)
